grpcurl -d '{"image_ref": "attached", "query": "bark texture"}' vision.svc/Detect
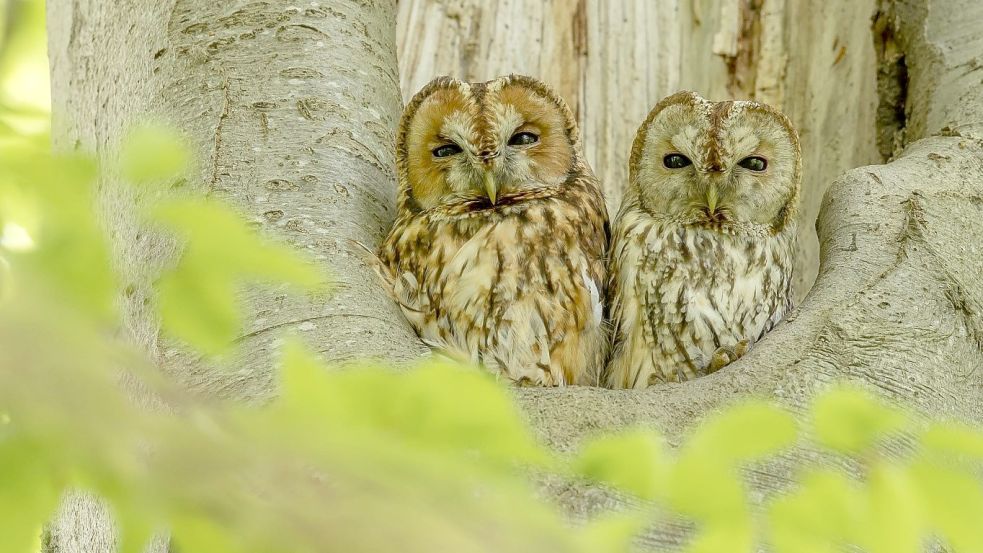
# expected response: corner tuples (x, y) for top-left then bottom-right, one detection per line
(50, 0), (426, 398)
(46, 0), (423, 551)
(516, 0), (983, 546)
(396, 0), (883, 301)
(45, 0), (983, 551)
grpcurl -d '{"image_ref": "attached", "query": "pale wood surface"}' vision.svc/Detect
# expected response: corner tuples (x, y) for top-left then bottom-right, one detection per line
(397, 0), (882, 299)
(44, 0), (983, 550)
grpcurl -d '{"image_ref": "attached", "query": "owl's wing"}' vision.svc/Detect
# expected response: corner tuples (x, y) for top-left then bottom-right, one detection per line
(582, 265), (604, 329)
(606, 220), (636, 356)
(352, 237), (433, 335)
(374, 220), (482, 365)
(390, 270), (433, 334)
(352, 238), (400, 294)
(605, 225), (646, 388)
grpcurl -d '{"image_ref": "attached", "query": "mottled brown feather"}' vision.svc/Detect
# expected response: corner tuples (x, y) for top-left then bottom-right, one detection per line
(380, 75), (609, 386)
(606, 91), (800, 388)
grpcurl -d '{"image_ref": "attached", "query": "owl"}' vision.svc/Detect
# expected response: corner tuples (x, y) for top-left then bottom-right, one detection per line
(376, 75), (610, 386)
(604, 91), (800, 389)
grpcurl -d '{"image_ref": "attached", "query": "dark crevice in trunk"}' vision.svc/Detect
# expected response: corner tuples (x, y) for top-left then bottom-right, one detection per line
(723, 0), (764, 99)
(872, 4), (909, 161)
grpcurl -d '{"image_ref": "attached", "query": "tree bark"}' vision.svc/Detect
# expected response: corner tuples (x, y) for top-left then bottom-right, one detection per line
(517, 0), (983, 546)
(46, 0), (423, 551)
(45, 0), (983, 551)
(396, 0), (883, 301)
(50, 0), (426, 397)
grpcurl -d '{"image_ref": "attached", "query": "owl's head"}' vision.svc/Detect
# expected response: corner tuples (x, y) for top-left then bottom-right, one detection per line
(396, 75), (581, 212)
(628, 91), (800, 231)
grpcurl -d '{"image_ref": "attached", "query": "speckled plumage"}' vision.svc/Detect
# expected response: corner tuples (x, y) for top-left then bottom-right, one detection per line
(378, 75), (609, 386)
(605, 91), (800, 389)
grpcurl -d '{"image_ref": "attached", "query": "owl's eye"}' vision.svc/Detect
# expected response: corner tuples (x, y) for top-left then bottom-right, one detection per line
(663, 154), (692, 169)
(432, 143), (463, 158)
(738, 156), (767, 171)
(508, 131), (539, 146)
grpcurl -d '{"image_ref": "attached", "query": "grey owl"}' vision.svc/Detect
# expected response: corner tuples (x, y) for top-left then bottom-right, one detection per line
(605, 91), (800, 389)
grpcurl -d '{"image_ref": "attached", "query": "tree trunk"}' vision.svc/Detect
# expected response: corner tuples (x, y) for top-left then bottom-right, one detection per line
(45, 0), (983, 551)
(45, 0), (423, 550)
(49, 0), (427, 397)
(516, 0), (983, 546)
(396, 0), (883, 301)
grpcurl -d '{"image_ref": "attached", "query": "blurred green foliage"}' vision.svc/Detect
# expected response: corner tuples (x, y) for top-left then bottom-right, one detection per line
(2, 1), (983, 553)
(0, 0), (49, 136)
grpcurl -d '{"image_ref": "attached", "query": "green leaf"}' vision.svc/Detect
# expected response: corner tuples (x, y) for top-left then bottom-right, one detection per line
(0, 0), (49, 135)
(573, 429), (667, 500)
(767, 470), (864, 553)
(664, 401), (793, 527)
(864, 463), (921, 553)
(668, 455), (747, 522)
(920, 422), (983, 461)
(1, 150), (116, 321)
(685, 401), (797, 463)
(150, 200), (326, 354)
(170, 516), (240, 553)
(156, 261), (240, 355)
(812, 387), (907, 453)
(397, 361), (554, 467)
(277, 339), (329, 408)
(116, 510), (156, 553)
(910, 461), (983, 552)
(578, 511), (651, 553)
(152, 199), (325, 287)
(0, 440), (60, 553)
(683, 522), (752, 553)
(119, 125), (190, 184)
(110, 488), (164, 553)
(276, 343), (552, 469)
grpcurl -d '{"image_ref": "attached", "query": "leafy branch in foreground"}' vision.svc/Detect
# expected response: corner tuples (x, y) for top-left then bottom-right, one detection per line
(0, 125), (981, 553)
(575, 388), (983, 553)
(0, 127), (599, 553)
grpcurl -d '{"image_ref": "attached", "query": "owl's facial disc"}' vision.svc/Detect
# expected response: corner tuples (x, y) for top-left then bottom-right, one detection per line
(403, 87), (479, 210)
(681, 152), (769, 224)
(443, 108), (568, 208)
(410, 105), (555, 209)
(632, 94), (799, 230)
(673, 153), (772, 226)
(402, 77), (579, 211)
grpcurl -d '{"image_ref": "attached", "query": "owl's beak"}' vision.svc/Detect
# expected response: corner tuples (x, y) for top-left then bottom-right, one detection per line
(484, 170), (498, 204)
(476, 149), (500, 204)
(479, 150), (500, 204)
(706, 186), (719, 214)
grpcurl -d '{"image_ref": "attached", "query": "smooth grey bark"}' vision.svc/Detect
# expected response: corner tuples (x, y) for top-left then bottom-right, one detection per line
(516, 0), (983, 547)
(45, 0), (983, 551)
(49, 0), (425, 397)
(46, 0), (423, 551)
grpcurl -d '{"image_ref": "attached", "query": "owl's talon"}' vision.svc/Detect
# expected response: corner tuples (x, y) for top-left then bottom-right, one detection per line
(707, 349), (734, 373)
(706, 340), (751, 374)
(514, 376), (536, 387)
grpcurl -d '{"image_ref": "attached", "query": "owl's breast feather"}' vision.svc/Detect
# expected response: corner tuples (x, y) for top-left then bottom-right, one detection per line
(381, 194), (608, 386)
(608, 208), (794, 385)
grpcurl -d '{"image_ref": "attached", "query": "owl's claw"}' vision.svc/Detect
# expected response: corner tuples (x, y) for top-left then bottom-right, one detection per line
(706, 339), (751, 373)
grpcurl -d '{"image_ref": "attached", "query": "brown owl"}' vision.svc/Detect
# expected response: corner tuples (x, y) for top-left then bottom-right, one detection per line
(605, 91), (800, 389)
(377, 75), (610, 386)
